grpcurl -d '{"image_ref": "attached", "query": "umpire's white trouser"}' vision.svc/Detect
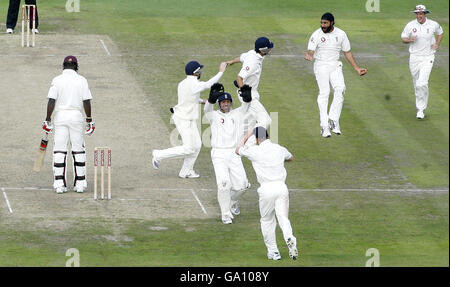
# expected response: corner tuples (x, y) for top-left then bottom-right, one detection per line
(314, 60), (346, 127)
(258, 181), (296, 254)
(409, 54), (434, 111)
(211, 148), (249, 221)
(53, 110), (87, 189)
(155, 115), (202, 176)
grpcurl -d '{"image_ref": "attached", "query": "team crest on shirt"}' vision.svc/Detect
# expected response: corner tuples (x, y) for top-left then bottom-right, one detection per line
(321, 37), (326, 42)
(245, 66), (250, 71)
(221, 118), (225, 124)
(413, 28), (417, 33)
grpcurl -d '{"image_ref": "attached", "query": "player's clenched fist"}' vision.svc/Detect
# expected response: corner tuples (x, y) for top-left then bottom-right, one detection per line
(356, 67), (367, 76)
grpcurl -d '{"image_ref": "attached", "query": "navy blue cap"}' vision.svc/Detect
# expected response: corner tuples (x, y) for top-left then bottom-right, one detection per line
(255, 37), (274, 51)
(185, 61), (204, 75)
(218, 92), (232, 103)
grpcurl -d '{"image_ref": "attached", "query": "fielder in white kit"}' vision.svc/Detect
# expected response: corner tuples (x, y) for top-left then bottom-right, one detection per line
(226, 37), (274, 130)
(152, 61), (227, 178)
(204, 83), (252, 224)
(304, 13), (367, 138)
(236, 127), (298, 261)
(401, 4), (444, 119)
(42, 56), (95, 194)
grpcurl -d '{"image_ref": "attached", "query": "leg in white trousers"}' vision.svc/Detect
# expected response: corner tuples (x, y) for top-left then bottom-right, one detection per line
(212, 149), (249, 221)
(314, 61), (346, 127)
(410, 55), (434, 112)
(53, 111), (86, 189)
(154, 115), (202, 176)
(258, 182), (296, 254)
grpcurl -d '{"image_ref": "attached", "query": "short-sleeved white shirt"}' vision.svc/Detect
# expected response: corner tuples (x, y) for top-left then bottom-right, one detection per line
(238, 50), (264, 99)
(401, 18), (443, 56)
(47, 69), (92, 112)
(237, 139), (292, 184)
(307, 27), (351, 62)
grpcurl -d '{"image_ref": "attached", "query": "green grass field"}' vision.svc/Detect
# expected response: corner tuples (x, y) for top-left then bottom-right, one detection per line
(0, 0), (448, 266)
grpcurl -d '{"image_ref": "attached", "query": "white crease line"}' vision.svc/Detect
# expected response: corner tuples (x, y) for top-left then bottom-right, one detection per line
(2, 188), (13, 214)
(190, 189), (207, 215)
(198, 188), (448, 193)
(2, 187), (53, 191)
(100, 39), (111, 56)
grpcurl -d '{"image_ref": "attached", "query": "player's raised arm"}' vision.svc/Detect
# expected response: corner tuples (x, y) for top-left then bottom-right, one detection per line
(343, 51), (367, 76)
(226, 57), (241, 66)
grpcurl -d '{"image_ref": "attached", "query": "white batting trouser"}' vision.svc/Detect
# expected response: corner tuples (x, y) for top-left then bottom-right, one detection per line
(53, 110), (87, 189)
(155, 115), (202, 176)
(409, 54), (434, 112)
(314, 60), (346, 127)
(258, 181), (296, 254)
(211, 148), (249, 221)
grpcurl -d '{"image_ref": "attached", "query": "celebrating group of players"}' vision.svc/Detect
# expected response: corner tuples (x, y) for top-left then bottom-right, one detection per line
(42, 5), (443, 261)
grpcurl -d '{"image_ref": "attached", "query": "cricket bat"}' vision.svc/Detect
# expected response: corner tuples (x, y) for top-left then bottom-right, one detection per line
(33, 133), (49, 172)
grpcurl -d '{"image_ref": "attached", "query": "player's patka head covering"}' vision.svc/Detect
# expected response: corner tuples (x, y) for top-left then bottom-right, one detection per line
(185, 61), (204, 75)
(411, 4), (430, 14)
(321, 12), (334, 22)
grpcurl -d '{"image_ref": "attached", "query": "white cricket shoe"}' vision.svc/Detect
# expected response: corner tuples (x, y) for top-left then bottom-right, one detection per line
(55, 187), (67, 194)
(151, 150), (160, 170)
(321, 126), (331, 138)
(267, 251), (281, 260)
(179, 170), (200, 178)
(286, 237), (298, 260)
(33, 29), (39, 34)
(230, 200), (240, 216)
(6, 28), (13, 34)
(222, 217), (232, 224)
(416, 110), (425, 119)
(329, 120), (341, 135)
(74, 186), (85, 193)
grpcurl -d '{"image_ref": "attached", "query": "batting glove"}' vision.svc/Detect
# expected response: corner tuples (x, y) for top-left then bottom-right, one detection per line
(85, 122), (95, 136)
(42, 120), (53, 134)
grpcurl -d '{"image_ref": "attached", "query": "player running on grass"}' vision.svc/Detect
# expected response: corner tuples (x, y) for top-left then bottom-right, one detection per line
(236, 126), (298, 261)
(303, 12), (367, 138)
(152, 61), (228, 178)
(204, 83), (252, 224)
(401, 4), (444, 119)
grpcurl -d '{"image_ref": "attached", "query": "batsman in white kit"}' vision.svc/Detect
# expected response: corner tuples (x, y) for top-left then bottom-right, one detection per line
(236, 127), (298, 261)
(42, 56), (95, 194)
(152, 61), (228, 178)
(304, 13), (367, 138)
(401, 4), (444, 119)
(204, 83), (252, 224)
(226, 37), (274, 130)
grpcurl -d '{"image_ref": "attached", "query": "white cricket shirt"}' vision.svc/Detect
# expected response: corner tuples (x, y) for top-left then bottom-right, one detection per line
(238, 50), (264, 99)
(401, 18), (443, 57)
(47, 69), (92, 111)
(238, 139), (293, 184)
(308, 27), (351, 62)
(173, 72), (223, 120)
(204, 101), (250, 149)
